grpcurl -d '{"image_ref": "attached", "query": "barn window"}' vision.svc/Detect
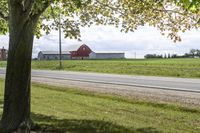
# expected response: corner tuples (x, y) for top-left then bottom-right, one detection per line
(83, 47), (86, 51)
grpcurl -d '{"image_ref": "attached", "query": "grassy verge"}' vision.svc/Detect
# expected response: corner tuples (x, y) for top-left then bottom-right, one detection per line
(1, 58), (200, 78)
(0, 80), (200, 132)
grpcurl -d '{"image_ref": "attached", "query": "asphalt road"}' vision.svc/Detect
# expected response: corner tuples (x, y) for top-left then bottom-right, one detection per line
(0, 68), (200, 93)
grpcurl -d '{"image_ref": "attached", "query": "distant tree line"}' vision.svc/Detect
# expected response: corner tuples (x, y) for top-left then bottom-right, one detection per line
(145, 49), (200, 59)
(144, 54), (163, 59)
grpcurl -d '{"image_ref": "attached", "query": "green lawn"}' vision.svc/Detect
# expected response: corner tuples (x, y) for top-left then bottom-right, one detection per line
(1, 58), (200, 78)
(0, 80), (200, 132)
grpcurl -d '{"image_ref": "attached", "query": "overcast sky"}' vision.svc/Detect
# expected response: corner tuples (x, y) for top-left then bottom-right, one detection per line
(0, 25), (199, 58)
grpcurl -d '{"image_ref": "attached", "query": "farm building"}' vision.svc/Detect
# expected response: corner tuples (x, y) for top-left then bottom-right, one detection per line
(67, 44), (92, 59)
(38, 44), (125, 60)
(38, 51), (71, 60)
(89, 51), (125, 59)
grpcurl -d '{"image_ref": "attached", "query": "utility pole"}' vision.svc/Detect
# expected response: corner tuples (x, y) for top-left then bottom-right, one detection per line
(59, 13), (62, 69)
(50, 5), (62, 69)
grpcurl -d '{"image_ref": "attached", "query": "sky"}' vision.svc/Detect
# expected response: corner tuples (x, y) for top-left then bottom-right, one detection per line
(0, 25), (199, 58)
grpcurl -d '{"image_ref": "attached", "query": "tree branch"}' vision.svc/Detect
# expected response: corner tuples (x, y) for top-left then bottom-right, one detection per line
(31, 0), (52, 22)
(153, 8), (199, 23)
(96, 0), (125, 16)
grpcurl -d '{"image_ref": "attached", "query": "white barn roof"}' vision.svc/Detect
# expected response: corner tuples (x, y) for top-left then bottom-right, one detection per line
(40, 51), (70, 55)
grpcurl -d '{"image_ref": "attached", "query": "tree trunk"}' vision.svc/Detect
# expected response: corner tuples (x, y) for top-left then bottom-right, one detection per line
(0, 2), (37, 132)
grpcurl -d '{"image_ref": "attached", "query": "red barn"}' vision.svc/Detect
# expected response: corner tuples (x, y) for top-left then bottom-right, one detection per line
(67, 44), (92, 59)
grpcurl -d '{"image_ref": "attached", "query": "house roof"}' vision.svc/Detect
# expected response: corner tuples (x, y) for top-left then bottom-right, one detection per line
(66, 44), (84, 51)
(40, 51), (71, 55)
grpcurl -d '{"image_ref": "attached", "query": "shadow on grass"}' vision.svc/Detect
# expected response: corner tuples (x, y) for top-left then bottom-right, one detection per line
(32, 113), (161, 133)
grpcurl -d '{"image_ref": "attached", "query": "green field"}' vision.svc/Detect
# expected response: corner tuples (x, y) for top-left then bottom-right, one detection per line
(0, 80), (200, 132)
(1, 58), (200, 78)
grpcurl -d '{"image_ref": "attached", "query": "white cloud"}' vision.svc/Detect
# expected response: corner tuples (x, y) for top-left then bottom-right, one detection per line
(0, 25), (200, 58)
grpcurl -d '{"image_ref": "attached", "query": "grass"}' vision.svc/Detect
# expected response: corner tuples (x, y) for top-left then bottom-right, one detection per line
(1, 58), (200, 78)
(0, 80), (200, 132)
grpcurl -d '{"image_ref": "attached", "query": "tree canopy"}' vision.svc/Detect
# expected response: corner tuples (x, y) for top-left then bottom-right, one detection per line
(0, 0), (199, 42)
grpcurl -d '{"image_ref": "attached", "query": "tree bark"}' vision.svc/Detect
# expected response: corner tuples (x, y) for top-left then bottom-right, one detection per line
(0, 2), (37, 132)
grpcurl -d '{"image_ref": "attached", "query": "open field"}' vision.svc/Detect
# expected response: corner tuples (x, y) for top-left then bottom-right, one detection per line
(1, 58), (200, 78)
(0, 80), (200, 132)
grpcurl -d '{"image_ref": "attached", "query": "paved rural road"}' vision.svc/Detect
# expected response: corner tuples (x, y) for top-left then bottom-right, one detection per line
(0, 68), (200, 93)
